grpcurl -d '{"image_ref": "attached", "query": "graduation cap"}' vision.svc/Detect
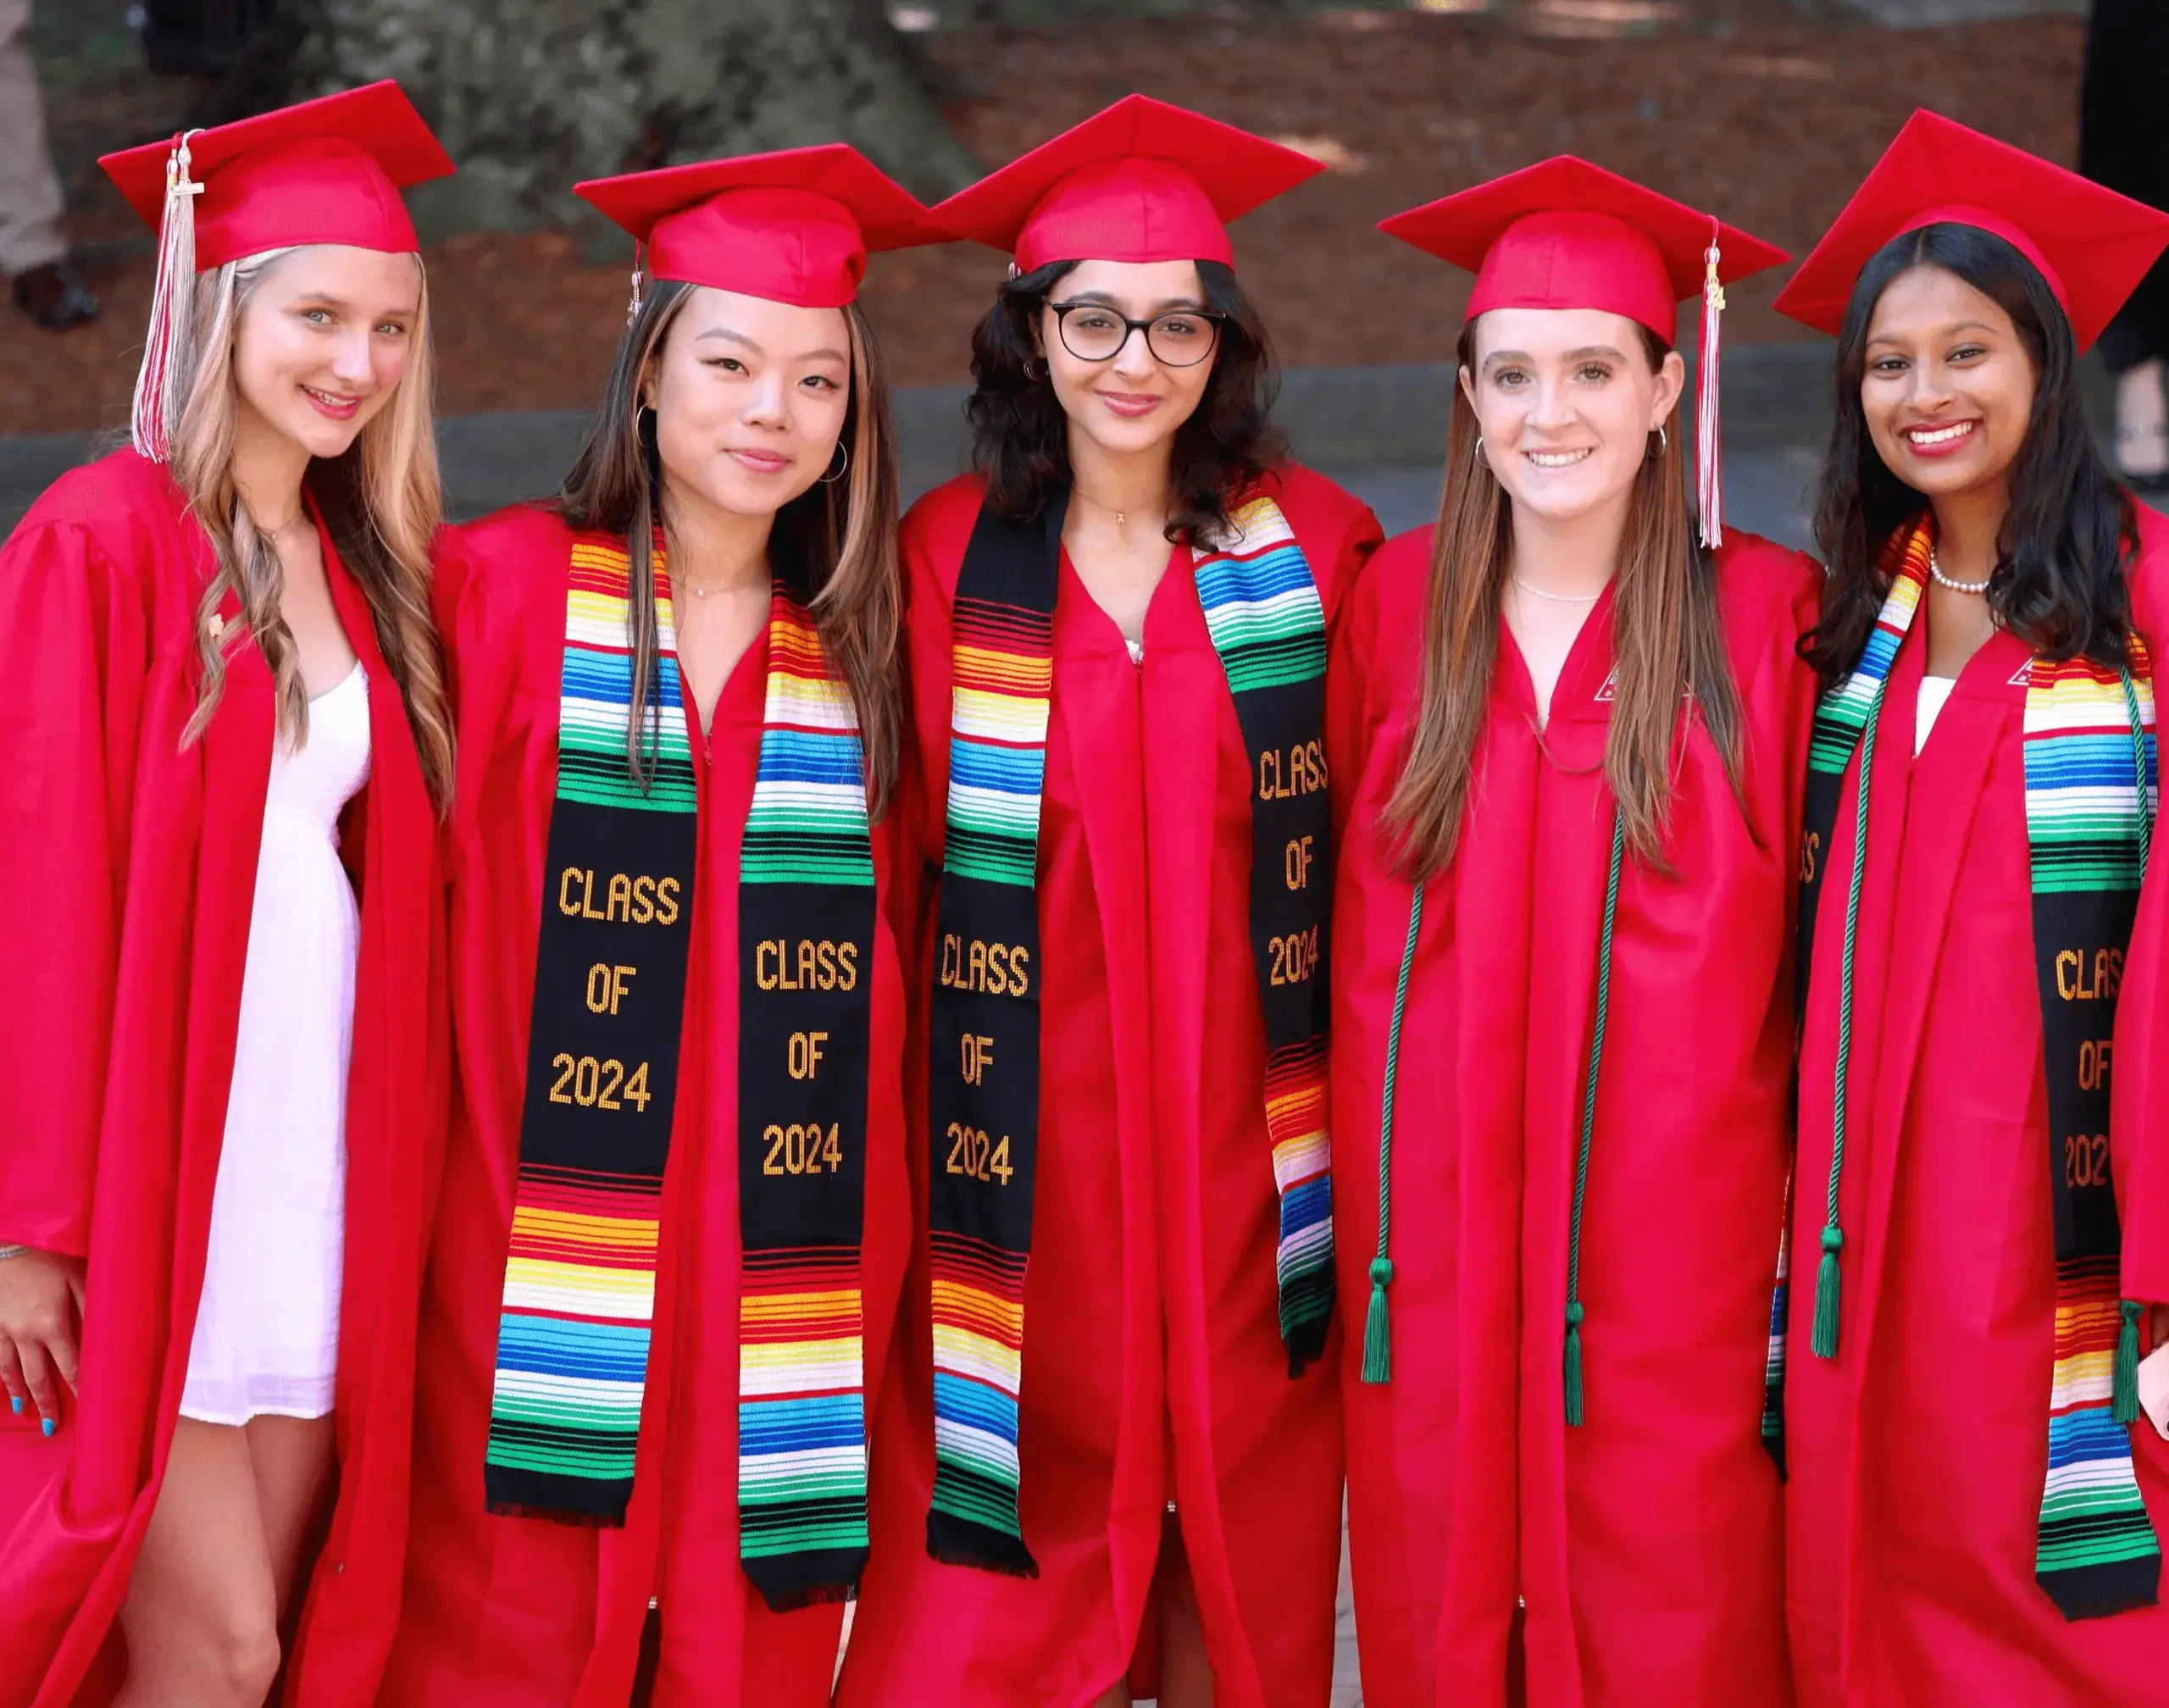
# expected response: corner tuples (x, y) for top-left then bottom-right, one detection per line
(574, 143), (935, 314)
(1773, 108), (2169, 354)
(99, 80), (453, 463)
(1379, 157), (1789, 548)
(931, 93), (1323, 273)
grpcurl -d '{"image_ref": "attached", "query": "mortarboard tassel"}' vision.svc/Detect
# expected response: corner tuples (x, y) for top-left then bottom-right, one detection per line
(130, 130), (203, 463)
(1695, 220), (1724, 552)
(627, 236), (646, 322)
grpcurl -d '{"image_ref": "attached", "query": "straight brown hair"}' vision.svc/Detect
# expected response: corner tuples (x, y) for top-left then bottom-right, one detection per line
(1382, 322), (1742, 880)
(558, 279), (903, 818)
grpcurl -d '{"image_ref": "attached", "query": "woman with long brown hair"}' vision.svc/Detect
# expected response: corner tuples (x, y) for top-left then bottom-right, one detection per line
(377, 147), (924, 1707)
(1329, 160), (1817, 1707)
(0, 83), (453, 1708)
(838, 97), (1382, 1708)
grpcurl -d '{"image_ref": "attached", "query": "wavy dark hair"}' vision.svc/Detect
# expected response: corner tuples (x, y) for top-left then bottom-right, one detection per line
(965, 258), (1287, 545)
(558, 277), (902, 818)
(1803, 221), (2137, 686)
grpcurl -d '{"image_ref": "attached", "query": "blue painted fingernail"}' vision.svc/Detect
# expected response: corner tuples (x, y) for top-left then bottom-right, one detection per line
(8, 1396), (19, 1416)
(41, 1417), (55, 1438)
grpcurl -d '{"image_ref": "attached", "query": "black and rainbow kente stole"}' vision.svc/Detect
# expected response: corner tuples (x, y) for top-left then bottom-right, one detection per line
(735, 584), (877, 1610)
(1775, 516), (2161, 1620)
(485, 531), (700, 1524)
(924, 486), (1335, 1575)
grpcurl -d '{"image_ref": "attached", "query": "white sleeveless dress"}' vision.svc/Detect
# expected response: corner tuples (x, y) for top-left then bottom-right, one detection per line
(179, 662), (372, 1425)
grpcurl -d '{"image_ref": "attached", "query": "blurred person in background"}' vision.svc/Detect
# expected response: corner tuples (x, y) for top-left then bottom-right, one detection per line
(0, 81), (452, 1708)
(1332, 160), (1811, 1708)
(379, 147), (926, 1708)
(1772, 111), (2169, 1706)
(2083, 0), (2169, 497)
(0, 0), (95, 328)
(838, 96), (1381, 1708)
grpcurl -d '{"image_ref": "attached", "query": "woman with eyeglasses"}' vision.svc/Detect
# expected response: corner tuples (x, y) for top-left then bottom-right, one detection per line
(1329, 162), (1817, 1707)
(836, 97), (1381, 1708)
(1771, 113), (2169, 1705)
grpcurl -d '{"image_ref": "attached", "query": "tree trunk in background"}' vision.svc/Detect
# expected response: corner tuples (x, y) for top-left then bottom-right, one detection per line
(286, 0), (979, 241)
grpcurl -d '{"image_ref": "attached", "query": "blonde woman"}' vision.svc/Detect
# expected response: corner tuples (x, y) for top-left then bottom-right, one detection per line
(0, 84), (452, 1708)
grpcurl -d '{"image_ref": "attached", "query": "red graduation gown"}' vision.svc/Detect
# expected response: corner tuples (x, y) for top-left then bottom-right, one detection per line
(1785, 506), (2169, 1705)
(379, 505), (914, 1708)
(0, 449), (447, 1708)
(1330, 527), (1821, 1708)
(838, 467), (1383, 1708)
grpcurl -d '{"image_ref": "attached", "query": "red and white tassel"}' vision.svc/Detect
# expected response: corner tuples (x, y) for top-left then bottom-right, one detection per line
(130, 129), (203, 463)
(1695, 218), (1725, 552)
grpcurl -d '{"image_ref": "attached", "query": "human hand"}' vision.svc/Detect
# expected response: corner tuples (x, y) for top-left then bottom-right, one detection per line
(0, 1249), (85, 1436)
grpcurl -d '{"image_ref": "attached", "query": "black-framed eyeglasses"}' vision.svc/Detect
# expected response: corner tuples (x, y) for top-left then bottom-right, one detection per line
(1047, 301), (1225, 368)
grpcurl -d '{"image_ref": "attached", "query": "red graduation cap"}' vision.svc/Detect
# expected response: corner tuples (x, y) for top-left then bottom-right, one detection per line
(101, 80), (451, 269)
(931, 94), (1323, 273)
(100, 81), (452, 463)
(1380, 156), (1789, 548)
(574, 144), (934, 312)
(1772, 108), (2169, 353)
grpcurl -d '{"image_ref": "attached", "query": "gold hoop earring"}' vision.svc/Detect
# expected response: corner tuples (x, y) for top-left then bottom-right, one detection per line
(820, 441), (850, 485)
(1648, 424), (1667, 462)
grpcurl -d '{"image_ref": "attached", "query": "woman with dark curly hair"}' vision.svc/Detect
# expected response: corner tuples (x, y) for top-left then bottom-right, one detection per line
(837, 97), (1381, 1708)
(1769, 111), (2169, 1705)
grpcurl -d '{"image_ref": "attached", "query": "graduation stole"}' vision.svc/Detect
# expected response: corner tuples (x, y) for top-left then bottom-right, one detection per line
(924, 487), (1335, 1577)
(486, 535), (877, 1616)
(485, 531), (701, 1525)
(734, 590), (876, 1610)
(1780, 515), (2162, 1621)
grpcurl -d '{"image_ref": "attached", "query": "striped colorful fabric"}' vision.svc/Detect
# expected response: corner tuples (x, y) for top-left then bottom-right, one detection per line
(927, 574), (1054, 1564)
(1194, 495), (1337, 1362)
(2038, 1256), (2158, 1589)
(929, 1230), (1029, 1538)
(2023, 646), (2160, 1616)
(1759, 1183), (1790, 1475)
(1194, 495), (1329, 694)
(487, 1166), (662, 1487)
(741, 598), (878, 890)
(1806, 533), (1927, 779)
(736, 591), (875, 1597)
(485, 535), (693, 1516)
(943, 599), (1056, 888)
(558, 536), (697, 812)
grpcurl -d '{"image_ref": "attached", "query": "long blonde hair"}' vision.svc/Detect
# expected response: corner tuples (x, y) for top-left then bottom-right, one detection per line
(140, 246), (454, 812)
(1382, 322), (1742, 879)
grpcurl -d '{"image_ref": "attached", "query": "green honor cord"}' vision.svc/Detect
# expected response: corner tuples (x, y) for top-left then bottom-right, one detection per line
(1361, 884), (1424, 1385)
(1563, 810), (1626, 1427)
(2116, 666), (2152, 1422)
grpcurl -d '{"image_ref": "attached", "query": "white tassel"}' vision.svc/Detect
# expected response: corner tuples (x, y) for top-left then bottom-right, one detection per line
(130, 130), (204, 463)
(1695, 219), (1725, 552)
(626, 237), (645, 323)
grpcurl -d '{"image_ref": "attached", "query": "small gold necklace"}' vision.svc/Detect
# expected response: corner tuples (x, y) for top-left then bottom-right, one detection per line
(1074, 487), (1156, 530)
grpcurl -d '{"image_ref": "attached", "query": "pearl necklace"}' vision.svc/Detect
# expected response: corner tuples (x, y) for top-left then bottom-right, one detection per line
(1512, 574), (1603, 604)
(1928, 546), (1992, 596)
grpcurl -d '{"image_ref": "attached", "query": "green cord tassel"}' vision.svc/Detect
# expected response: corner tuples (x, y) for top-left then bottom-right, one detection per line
(1811, 1224), (1844, 1359)
(2114, 1299), (2143, 1426)
(1363, 887), (1423, 1389)
(1362, 1257), (1395, 1384)
(1563, 1301), (1586, 1428)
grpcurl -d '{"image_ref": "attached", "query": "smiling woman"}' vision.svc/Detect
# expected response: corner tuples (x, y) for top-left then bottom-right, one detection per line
(837, 95), (1384, 1708)
(0, 80), (453, 1708)
(378, 144), (929, 1708)
(1769, 110), (2169, 1708)
(1333, 158), (1818, 1708)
